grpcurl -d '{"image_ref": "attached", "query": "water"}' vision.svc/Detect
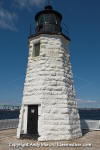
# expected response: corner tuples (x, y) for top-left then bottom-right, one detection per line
(79, 109), (100, 120)
(0, 110), (19, 120)
(0, 109), (100, 120)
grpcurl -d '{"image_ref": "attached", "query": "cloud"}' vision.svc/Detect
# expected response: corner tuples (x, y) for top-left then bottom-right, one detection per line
(14, 0), (46, 10)
(0, 6), (18, 31)
(0, 0), (46, 31)
(77, 99), (97, 103)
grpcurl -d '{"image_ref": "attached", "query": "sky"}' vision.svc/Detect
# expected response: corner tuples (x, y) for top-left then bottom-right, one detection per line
(0, 0), (100, 108)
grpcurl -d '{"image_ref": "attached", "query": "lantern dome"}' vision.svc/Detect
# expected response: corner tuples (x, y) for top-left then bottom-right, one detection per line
(35, 5), (62, 34)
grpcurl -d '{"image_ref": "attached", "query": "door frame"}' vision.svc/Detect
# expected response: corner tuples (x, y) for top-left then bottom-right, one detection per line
(27, 105), (38, 136)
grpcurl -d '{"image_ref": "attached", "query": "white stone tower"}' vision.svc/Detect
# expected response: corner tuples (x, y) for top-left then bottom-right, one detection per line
(17, 5), (82, 141)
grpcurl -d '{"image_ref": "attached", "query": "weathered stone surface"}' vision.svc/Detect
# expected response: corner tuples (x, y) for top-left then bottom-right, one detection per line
(17, 34), (82, 141)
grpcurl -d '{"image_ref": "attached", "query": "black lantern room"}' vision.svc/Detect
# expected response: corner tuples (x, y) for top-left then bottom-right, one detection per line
(35, 5), (62, 34)
(29, 4), (70, 41)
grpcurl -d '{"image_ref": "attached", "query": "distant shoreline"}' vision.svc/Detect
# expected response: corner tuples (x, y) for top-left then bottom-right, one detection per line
(0, 108), (100, 111)
(79, 108), (100, 110)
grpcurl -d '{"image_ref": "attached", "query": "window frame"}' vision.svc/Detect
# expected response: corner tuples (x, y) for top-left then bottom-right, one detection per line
(32, 42), (40, 57)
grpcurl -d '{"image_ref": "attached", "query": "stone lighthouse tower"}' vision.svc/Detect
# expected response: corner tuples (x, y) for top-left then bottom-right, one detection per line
(17, 4), (82, 141)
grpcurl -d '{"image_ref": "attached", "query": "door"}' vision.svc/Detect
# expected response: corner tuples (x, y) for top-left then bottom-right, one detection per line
(27, 105), (38, 135)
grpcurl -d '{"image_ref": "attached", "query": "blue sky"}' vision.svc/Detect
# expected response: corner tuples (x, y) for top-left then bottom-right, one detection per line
(0, 0), (100, 108)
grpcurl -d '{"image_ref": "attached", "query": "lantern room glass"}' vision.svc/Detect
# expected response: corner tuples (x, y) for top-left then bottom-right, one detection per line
(37, 14), (61, 26)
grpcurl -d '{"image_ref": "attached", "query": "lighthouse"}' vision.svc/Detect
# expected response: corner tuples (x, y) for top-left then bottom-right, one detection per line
(17, 4), (82, 141)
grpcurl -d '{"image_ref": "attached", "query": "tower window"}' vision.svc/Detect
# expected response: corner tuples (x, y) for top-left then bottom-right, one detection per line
(33, 43), (40, 57)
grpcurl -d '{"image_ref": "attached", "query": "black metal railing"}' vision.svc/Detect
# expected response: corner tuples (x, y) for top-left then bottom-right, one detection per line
(28, 22), (70, 38)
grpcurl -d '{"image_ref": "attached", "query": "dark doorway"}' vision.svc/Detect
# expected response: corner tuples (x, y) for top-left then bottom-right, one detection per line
(27, 105), (38, 136)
